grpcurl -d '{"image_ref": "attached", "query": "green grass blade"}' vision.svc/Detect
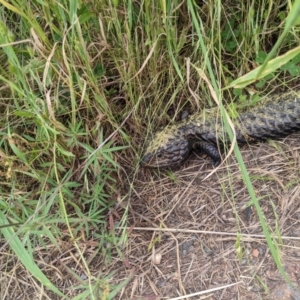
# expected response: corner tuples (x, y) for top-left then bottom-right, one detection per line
(255, 0), (300, 79)
(221, 106), (291, 284)
(0, 212), (65, 297)
(229, 45), (300, 88)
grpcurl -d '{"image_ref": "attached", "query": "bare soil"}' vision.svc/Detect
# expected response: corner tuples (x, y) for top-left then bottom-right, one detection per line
(2, 136), (300, 300)
(117, 134), (300, 299)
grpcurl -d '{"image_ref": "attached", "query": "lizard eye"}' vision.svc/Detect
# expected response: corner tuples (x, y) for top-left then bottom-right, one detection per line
(157, 150), (163, 157)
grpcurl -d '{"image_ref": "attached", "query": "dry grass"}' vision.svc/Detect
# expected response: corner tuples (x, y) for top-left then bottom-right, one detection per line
(2, 120), (300, 300)
(1, 1), (300, 299)
(114, 135), (300, 299)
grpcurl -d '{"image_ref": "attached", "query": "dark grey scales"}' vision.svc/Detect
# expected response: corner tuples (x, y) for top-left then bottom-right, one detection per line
(141, 90), (300, 168)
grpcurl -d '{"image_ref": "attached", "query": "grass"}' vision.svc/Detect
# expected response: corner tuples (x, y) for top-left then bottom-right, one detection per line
(0, 0), (300, 299)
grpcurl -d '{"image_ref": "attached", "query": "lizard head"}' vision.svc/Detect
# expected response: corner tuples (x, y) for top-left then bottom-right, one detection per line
(141, 126), (190, 168)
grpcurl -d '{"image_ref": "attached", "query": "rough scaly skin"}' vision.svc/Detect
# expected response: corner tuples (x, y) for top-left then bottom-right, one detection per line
(141, 90), (300, 168)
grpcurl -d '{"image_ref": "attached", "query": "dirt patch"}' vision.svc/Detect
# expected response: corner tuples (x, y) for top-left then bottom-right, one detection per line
(117, 134), (300, 299)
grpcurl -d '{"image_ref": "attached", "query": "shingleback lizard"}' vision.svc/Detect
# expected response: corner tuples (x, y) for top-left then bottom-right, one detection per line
(141, 90), (300, 168)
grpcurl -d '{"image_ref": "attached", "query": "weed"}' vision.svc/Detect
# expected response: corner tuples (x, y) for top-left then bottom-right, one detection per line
(0, 0), (300, 298)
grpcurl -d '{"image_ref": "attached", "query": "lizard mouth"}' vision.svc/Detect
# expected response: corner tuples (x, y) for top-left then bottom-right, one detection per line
(140, 153), (170, 168)
(141, 133), (191, 168)
(141, 150), (191, 168)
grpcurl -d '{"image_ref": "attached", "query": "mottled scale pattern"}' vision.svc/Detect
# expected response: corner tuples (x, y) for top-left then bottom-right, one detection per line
(141, 90), (300, 168)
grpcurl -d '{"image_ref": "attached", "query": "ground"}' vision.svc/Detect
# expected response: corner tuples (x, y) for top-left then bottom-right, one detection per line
(1, 3), (300, 298)
(1, 134), (300, 300)
(115, 134), (300, 299)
